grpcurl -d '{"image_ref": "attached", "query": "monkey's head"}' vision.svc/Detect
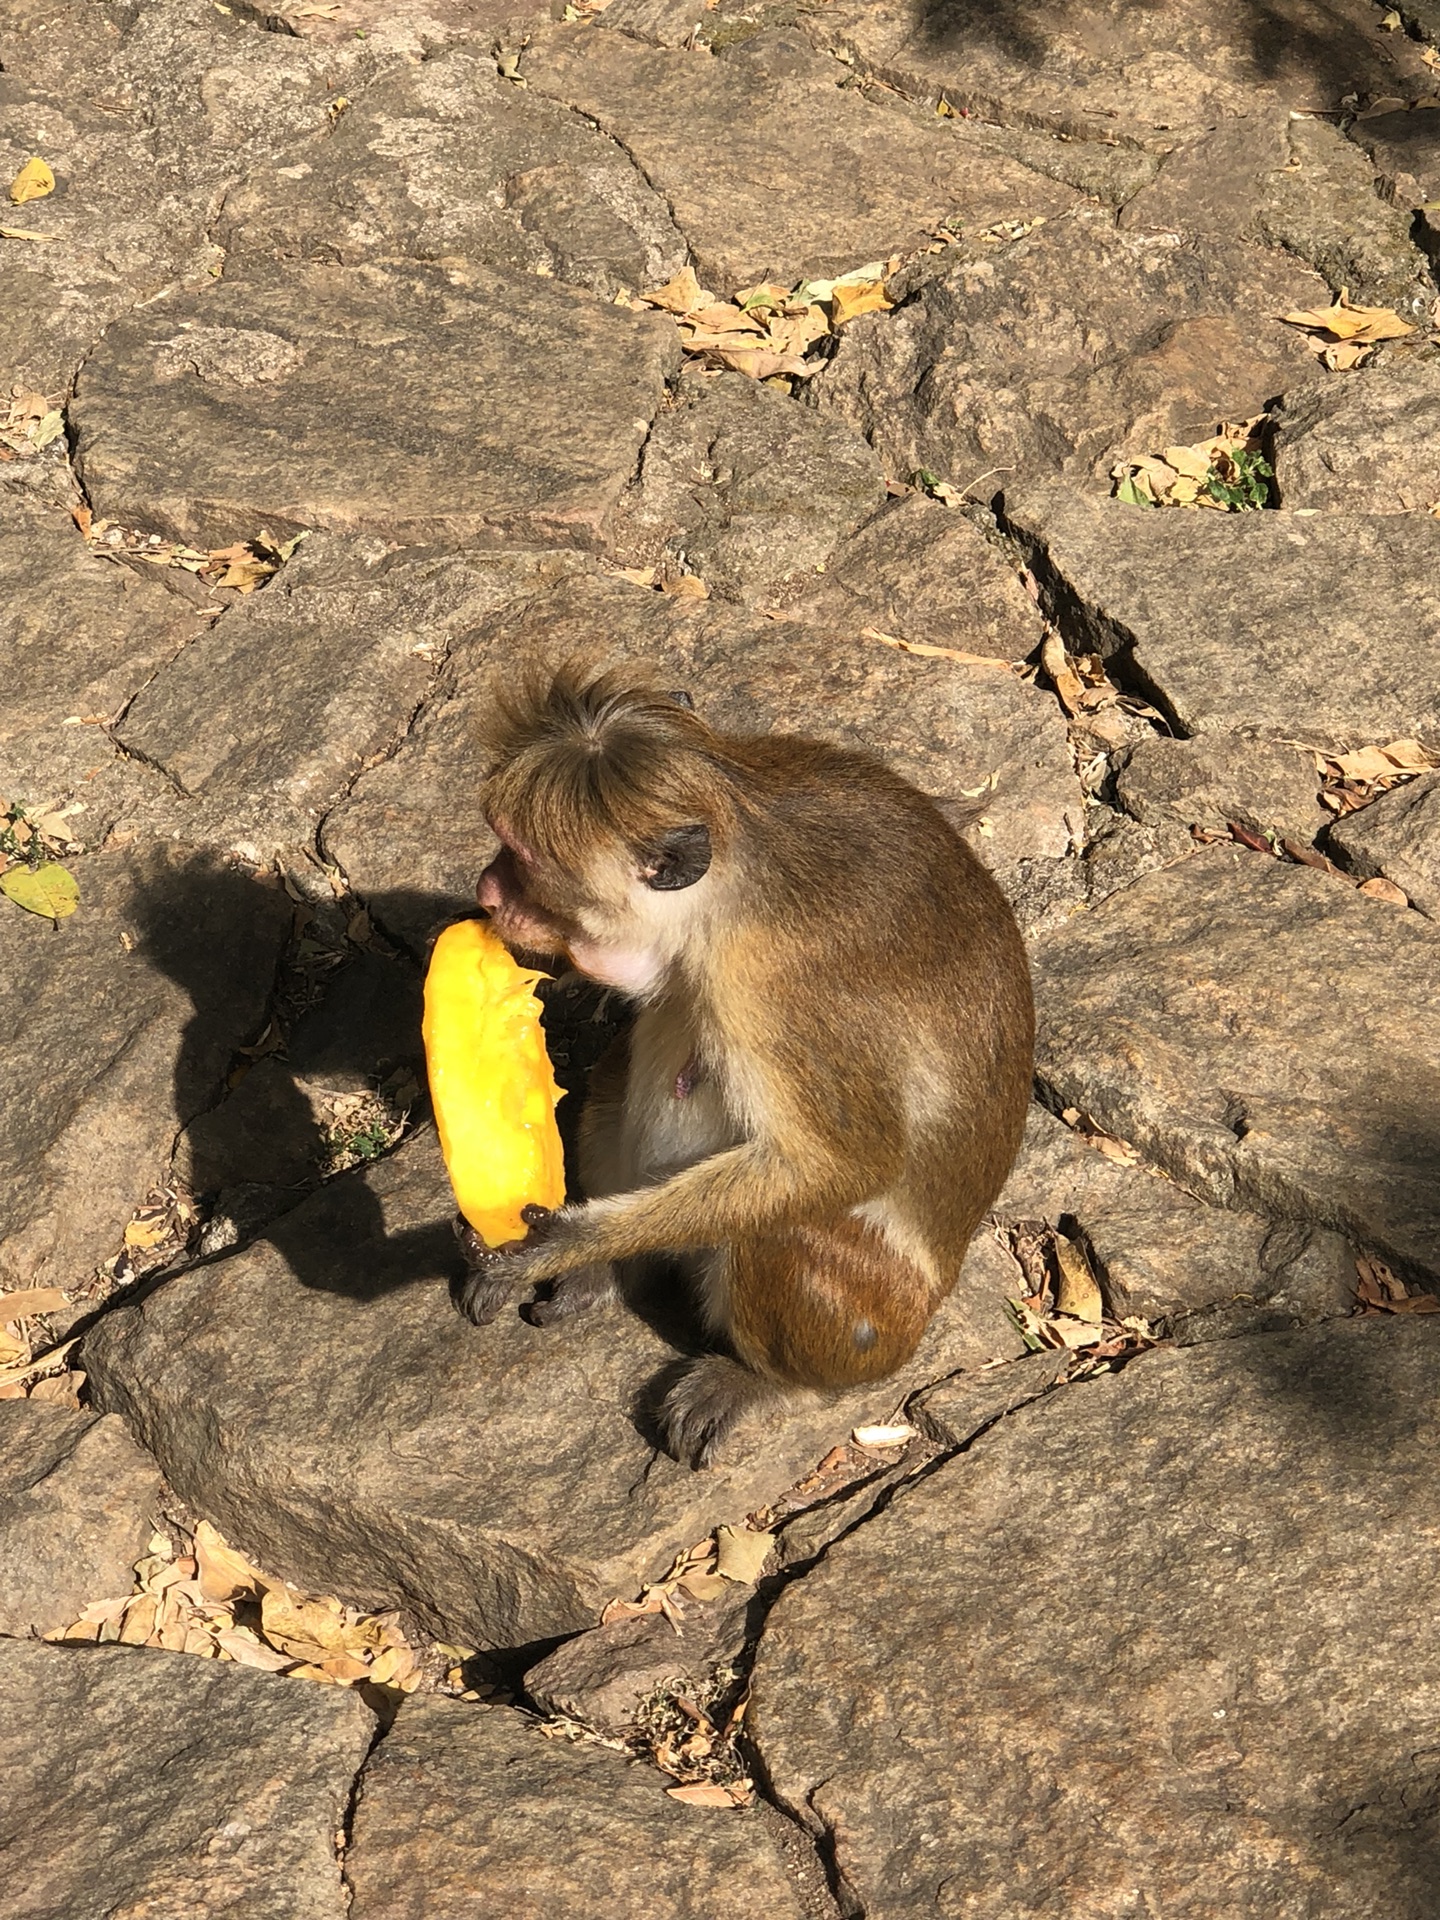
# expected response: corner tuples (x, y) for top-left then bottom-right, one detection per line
(476, 661), (736, 998)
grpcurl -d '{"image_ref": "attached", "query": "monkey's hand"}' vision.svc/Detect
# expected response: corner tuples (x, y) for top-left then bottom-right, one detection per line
(452, 1207), (551, 1325)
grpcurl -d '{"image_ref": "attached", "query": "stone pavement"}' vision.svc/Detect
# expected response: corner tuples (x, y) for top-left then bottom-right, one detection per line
(1, 0), (1438, 1912)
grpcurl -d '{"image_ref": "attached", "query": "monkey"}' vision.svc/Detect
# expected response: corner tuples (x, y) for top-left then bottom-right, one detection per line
(454, 657), (1034, 1467)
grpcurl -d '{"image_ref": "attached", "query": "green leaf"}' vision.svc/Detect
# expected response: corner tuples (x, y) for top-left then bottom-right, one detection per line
(1115, 475), (1154, 507)
(1, 862), (79, 919)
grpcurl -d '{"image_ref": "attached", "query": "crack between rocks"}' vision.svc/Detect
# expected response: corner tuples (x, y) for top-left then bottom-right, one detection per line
(337, 1712), (390, 1911)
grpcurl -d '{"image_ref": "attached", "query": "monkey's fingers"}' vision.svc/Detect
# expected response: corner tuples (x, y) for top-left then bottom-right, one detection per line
(519, 1203), (558, 1240)
(523, 1261), (618, 1328)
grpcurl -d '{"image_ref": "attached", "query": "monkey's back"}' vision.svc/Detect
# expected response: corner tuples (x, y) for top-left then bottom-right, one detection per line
(722, 732), (1034, 1286)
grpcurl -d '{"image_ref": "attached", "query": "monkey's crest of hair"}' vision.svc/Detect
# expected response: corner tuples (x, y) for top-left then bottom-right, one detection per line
(481, 659), (740, 870)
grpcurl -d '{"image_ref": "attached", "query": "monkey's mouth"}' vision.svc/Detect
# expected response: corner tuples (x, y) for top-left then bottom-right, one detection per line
(479, 908), (567, 971)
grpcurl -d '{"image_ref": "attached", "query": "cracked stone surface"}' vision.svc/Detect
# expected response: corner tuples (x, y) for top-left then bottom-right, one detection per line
(0, 1640), (373, 1920)
(5, 0), (1440, 1900)
(0, 844), (291, 1292)
(1031, 846), (1440, 1278)
(610, 369), (887, 604)
(1272, 353), (1440, 512)
(85, 1126), (1026, 1650)
(71, 260), (681, 550)
(514, 23), (1079, 293)
(751, 1316), (1440, 1919)
(0, 1405), (165, 1638)
(216, 49), (687, 300)
(816, 206), (1323, 492)
(347, 1694), (805, 1918)
(1326, 772), (1440, 919)
(801, 0), (1437, 147)
(775, 491), (1046, 661)
(997, 1105), (1357, 1340)
(325, 570), (1081, 951)
(1009, 487), (1440, 747)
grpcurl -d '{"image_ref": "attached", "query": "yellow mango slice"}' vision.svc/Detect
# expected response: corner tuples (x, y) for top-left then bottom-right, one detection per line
(422, 920), (564, 1247)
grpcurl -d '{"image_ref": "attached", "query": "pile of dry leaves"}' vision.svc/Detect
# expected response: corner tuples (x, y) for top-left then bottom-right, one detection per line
(1113, 419), (1272, 511)
(637, 261), (893, 385)
(49, 1518), (441, 1701)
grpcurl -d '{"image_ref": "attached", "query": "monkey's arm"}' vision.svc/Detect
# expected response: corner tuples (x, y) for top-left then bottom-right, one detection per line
(469, 1076), (904, 1297)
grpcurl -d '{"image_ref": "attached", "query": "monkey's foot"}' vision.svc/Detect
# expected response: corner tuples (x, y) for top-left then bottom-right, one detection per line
(656, 1356), (781, 1470)
(523, 1261), (618, 1327)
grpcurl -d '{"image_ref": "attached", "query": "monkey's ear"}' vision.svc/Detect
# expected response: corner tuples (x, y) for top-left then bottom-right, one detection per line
(639, 824), (711, 891)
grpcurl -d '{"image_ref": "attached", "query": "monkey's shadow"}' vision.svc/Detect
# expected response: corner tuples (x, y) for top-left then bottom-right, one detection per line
(130, 853), (712, 1445)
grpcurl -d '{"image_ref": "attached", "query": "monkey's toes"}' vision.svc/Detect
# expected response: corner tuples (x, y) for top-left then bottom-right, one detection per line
(656, 1355), (761, 1469)
(523, 1263), (618, 1328)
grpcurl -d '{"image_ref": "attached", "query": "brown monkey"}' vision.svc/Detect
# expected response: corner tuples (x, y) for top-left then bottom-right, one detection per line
(457, 659), (1034, 1466)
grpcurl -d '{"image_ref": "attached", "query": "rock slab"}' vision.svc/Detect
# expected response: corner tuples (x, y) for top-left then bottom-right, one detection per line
(84, 1128), (1025, 1651)
(71, 260), (680, 551)
(1010, 487), (1440, 747)
(0, 1404), (164, 1637)
(347, 1694), (804, 1919)
(1031, 846), (1440, 1277)
(752, 1316), (1440, 1919)
(0, 1640), (372, 1920)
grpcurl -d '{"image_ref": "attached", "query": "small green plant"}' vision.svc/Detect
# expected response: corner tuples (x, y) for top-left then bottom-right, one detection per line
(1204, 446), (1273, 511)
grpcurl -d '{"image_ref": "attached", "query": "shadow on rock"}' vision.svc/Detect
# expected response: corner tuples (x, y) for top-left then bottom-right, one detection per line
(126, 853), (712, 1366)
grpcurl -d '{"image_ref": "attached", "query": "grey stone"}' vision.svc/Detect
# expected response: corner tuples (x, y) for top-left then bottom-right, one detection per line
(816, 206), (1322, 492)
(1008, 486), (1440, 748)
(751, 1316), (1440, 1919)
(0, 493), (204, 744)
(0, 78), (213, 395)
(1115, 733), (1329, 841)
(775, 492), (1045, 660)
(514, 24), (1077, 293)
(1273, 353), (1440, 513)
(1326, 772), (1440, 918)
(324, 573), (1082, 949)
(70, 259), (681, 551)
(0, 845), (290, 1294)
(1030, 845), (1440, 1277)
(611, 370), (886, 604)
(1355, 102), (1440, 208)
(802, 0), (1436, 147)
(996, 1104), (1357, 1336)
(346, 1694), (805, 1919)
(1080, 810), (1194, 904)
(216, 49), (687, 300)
(0, 1404), (164, 1637)
(85, 1127), (1025, 1651)
(0, 1639), (372, 1920)
(525, 1594), (751, 1736)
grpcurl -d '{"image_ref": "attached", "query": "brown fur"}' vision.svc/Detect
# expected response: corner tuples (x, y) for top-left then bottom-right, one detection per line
(459, 659), (1034, 1465)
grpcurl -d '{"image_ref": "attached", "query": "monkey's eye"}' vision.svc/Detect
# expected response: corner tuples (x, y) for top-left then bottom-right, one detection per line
(639, 824), (711, 891)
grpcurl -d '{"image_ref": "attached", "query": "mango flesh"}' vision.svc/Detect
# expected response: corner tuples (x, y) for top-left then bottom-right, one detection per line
(422, 919), (565, 1247)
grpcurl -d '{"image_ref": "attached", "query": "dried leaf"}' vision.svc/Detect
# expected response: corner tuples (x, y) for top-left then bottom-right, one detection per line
(194, 1520), (265, 1603)
(124, 1213), (171, 1250)
(215, 1626), (293, 1670)
(642, 266), (710, 315)
(831, 277), (892, 325)
(1162, 443), (1212, 480)
(714, 1524), (776, 1585)
(660, 572), (709, 600)
(1326, 738), (1434, 781)
(260, 1587), (348, 1657)
(0, 226), (55, 241)
(665, 1782), (742, 1807)
(1359, 876), (1409, 905)
(1040, 631), (1084, 716)
(28, 1370), (85, 1404)
(676, 1571), (729, 1602)
(0, 1287), (66, 1320)
(1, 862), (79, 919)
(859, 626), (1015, 668)
(1054, 1237), (1103, 1323)
(1282, 289), (1414, 344)
(8, 158), (55, 205)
